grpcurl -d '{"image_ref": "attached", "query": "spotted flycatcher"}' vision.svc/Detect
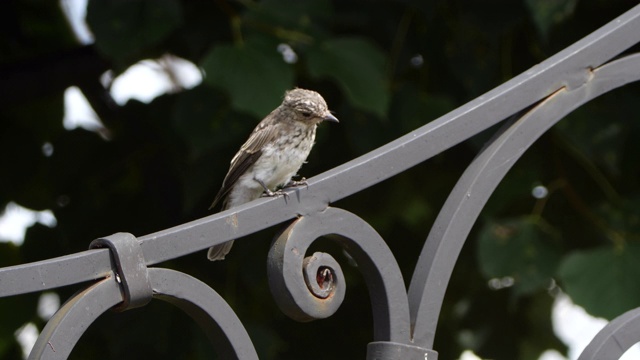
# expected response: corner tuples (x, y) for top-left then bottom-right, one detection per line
(207, 88), (338, 261)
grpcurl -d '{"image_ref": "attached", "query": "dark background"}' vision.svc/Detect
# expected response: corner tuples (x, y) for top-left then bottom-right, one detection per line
(1, 0), (640, 359)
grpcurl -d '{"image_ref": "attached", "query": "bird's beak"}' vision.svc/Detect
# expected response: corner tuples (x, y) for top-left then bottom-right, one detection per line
(323, 113), (339, 123)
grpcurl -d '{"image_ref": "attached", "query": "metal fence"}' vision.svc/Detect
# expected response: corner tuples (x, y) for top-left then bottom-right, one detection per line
(2, 4), (640, 360)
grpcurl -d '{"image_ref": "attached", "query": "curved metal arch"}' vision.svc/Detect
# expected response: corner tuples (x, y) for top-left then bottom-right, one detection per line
(578, 307), (640, 360)
(150, 268), (258, 360)
(28, 275), (122, 360)
(408, 52), (640, 348)
(267, 207), (411, 343)
(29, 268), (258, 360)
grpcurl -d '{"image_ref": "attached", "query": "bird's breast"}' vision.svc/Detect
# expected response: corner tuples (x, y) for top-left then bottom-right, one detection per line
(254, 125), (316, 189)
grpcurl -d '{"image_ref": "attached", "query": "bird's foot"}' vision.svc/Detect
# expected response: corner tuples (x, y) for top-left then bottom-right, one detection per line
(261, 189), (290, 200)
(283, 177), (308, 189)
(256, 178), (289, 200)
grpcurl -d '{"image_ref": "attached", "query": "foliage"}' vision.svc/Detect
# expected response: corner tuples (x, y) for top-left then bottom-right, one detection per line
(1, 0), (640, 359)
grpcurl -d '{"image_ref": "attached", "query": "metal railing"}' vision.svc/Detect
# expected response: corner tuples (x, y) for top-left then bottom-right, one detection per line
(2, 4), (640, 360)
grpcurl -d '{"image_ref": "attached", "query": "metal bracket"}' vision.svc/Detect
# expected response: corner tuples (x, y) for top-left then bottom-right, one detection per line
(89, 232), (152, 311)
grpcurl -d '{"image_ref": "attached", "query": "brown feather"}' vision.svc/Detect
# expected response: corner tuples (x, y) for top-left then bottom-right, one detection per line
(208, 113), (281, 209)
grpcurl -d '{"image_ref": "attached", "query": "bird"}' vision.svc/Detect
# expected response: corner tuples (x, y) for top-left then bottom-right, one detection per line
(207, 88), (339, 261)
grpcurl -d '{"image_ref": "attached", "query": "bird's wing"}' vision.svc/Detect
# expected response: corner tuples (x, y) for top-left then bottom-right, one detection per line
(209, 119), (279, 210)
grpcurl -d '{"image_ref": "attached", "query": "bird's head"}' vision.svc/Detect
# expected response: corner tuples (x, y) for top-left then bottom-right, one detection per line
(282, 88), (339, 124)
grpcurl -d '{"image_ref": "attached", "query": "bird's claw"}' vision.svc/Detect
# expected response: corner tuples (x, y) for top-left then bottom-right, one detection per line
(262, 189), (290, 200)
(283, 177), (308, 189)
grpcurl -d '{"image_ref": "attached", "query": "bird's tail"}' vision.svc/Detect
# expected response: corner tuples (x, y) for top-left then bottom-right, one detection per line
(207, 240), (234, 261)
(207, 197), (234, 261)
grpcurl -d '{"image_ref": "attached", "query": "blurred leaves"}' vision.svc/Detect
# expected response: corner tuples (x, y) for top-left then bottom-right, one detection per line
(242, 0), (333, 36)
(307, 37), (390, 117)
(87, 0), (183, 63)
(201, 36), (294, 118)
(553, 92), (631, 177)
(557, 243), (640, 320)
(478, 217), (562, 296)
(0, 1), (77, 64)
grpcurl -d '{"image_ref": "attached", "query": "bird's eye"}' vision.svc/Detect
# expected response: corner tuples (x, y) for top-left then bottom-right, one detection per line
(301, 111), (312, 118)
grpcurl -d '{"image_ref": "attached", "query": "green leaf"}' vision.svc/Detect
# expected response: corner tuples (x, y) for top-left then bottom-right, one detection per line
(307, 37), (389, 117)
(525, 0), (578, 39)
(478, 217), (562, 296)
(557, 243), (640, 320)
(243, 0), (332, 35)
(87, 0), (183, 60)
(201, 36), (294, 118)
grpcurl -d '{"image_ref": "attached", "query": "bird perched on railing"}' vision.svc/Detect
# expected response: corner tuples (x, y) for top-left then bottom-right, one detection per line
(207, 88), (339, 261)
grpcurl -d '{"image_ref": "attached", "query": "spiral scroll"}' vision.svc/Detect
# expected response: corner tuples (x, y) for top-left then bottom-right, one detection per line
(268, 222), (346, 322)
(266, 207), (411, 343)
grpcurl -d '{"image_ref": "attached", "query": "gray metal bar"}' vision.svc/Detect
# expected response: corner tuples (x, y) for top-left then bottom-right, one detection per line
(1, 5), (639, 299)
(0, 249), (112, 298)
(578, 307), (640, 360)
(407, 52), (640, 348)
(267, 207), (411, 343)
(29, 268), (258, 360)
